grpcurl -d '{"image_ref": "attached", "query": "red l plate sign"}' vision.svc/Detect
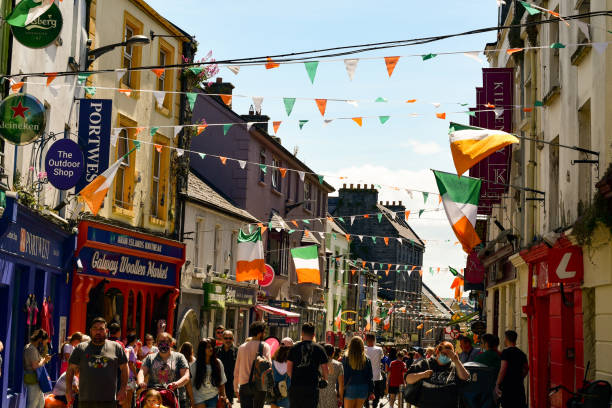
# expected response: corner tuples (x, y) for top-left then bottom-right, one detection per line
(547, 246), (584, 284)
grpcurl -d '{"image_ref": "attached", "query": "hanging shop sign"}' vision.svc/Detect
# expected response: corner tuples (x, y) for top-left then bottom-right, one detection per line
(45, 139), (84, 190)
(85, 225), (184, 259)
(76, 99), (112, 193)
(225, 285), (255, 306)
(78, 246), (177, 286)
(267, 300), (293, 327)
(547, 246), (584, 284)
(258, 264), (275, 287)
(203, 283), (226, 310)
(340, 310), (358, 325)
(11, 3), (63, 49)
(0, 94), (46, 145)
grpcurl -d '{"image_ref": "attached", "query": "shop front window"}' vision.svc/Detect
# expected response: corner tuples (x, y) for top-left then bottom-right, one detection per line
(226, 308), (236, 332)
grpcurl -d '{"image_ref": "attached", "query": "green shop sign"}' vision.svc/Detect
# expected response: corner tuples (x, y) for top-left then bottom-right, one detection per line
(0, 94), (46, 145)
(203, 282), (226, 310)
(11, 3), (63, 49)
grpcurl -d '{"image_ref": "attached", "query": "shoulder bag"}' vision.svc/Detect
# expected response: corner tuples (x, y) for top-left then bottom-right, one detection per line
(402, 359), (430, 404)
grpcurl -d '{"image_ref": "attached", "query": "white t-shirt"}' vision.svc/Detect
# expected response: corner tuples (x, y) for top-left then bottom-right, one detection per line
(365, 346), (384, 381)
(189, 359), (227, 403)
(52, 372), (79, 396)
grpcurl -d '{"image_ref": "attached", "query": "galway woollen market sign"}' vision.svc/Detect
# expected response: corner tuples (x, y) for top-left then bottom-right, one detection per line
(0, 94), (46, 145)
(11, 3), (63, 48)
(45, 138), (85, 190)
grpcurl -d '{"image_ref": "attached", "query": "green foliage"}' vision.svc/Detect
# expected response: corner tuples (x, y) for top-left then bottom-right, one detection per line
(573, 165), (612, 247)
(12, 171), (37, 209)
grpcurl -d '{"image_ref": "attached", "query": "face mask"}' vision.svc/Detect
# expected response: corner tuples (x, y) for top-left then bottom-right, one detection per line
(158, 342), (170, 353)
(438, 354), (451, 365)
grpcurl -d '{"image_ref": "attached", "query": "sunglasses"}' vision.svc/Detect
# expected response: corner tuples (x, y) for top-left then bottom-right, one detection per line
(224, 337), (233, 340)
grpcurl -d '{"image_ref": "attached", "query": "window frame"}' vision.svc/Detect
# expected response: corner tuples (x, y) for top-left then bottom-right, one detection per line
(303, 181), (312, 212)
(121, 12), (144, 97)
(113, 114), (138, 215)
(272, 157), (282, 192)
(156, 38), (175, 115)
(150, 134), (170, 222)
(259, 150), (266, 183)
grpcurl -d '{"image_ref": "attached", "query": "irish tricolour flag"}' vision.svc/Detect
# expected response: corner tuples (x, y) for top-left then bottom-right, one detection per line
(6, 0), (54, 27)
(334, 304), (342, 330)
(291, 245), (320, 285)
(235, 229), (265, 282)
(79, 148), (135, 216)
(433, 170), (482, 253)
(449, 122), (519, 176)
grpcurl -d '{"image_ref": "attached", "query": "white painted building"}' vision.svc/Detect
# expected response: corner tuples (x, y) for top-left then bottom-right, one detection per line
(324, 216), (350, 333)
(177, 171), (259, 347)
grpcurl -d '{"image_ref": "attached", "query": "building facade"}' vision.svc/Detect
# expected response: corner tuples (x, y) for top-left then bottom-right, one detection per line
(478, 2), (612, 407)
(177, 171), (259, 346)
(190, 79), (335, 339)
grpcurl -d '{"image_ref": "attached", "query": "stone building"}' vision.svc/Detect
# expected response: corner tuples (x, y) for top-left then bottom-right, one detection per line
(329, 184), (425, 335)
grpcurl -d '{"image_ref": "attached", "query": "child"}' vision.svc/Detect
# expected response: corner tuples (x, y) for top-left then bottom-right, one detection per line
(387, 348), (407, 408)
(143, 390), (167, 408)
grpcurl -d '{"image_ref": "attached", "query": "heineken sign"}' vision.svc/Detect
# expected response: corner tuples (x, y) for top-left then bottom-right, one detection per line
(11, 3), (63, 49)
(0, 94), (46, 145)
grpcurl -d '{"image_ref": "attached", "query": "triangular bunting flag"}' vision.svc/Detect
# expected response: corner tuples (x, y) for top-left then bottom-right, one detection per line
(406, 99), (417, 103)
(173, 126), (183, 138)
(238, 160), (246, 169)
(379, 116), (390, 124)
(384, 56), (400, 77)
(318, 175), (324, 184)
(377, 213), (382, 223)
(423, 192), (429, 203)
(115, 69), (127, 81)
(154, 144), (163, 153)
(436, 113), (446, 119)
(350, 216), (355, 225)
(220, 94), (232, 106)
(197, 124), (207, 135)
(220, 156), (228, 165)
(494, 107), (504, 118)
(419, 209), (425, 217)
(119, 89), (132, 97)
(299, 120), (308, 130)
(153, 91), (166, 108)
(375, 97), (388, 103)
(550, 42), (565, 49)
(298, 171), (305, 181)
(45, 72), (57, 86)
(315, 99), (327, 116)
(506, 48), (524, 55)
(273, 121), (281, 134)
(422, 53), (437, 61)
(151, 68), (165, 79)
(352, 117), (363, 127)
(223, 124), (232, 136)
(176, 149), (184, 157)
(405, 210), (410, 219)
(110, 129), (121, 147)
(283, 98), (296, 116)
(304, 61), (319, 84)
(279, 168), (287, 178)
(575, 21), (590, 42)
(323, 119), (334, 127)
(265, 57), (280, 69)
(227, 65), (240, 75)
(259, 164), (267, 173)
(519, 1), (541, 15)
(186, 92), (197, 110)
(150, 126), (160, 137)
(84, 86), (96, 96)
(247, 122), (255, 131)
(384, 237), (389, 246)
(198, 153), (206, 159)
(252, 96), (263, 113)
(463, 52), (483, 63)
(344, 58), (358, 80)
(10, 82), (24, 93)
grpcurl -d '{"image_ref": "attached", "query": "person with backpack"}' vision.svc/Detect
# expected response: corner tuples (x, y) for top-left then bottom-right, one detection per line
(269, 338), (293, 408)
(234, 321), (271, 408)
(404, 341), (469, 408)
(287, 322), (329, 408)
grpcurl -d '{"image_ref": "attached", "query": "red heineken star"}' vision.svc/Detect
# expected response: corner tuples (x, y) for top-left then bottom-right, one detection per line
(11, 101), (29, 119)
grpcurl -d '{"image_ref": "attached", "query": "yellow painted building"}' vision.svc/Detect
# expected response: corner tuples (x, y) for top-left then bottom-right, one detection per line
(85, 0), (191, 234)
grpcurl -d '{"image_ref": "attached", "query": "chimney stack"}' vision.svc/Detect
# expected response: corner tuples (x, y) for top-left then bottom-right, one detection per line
(204, 77), (235, 108)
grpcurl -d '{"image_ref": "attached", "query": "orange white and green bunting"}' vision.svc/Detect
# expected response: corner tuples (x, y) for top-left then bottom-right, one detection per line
(433, 170), (482, 254)
(236, 229), (265, 282)
(448, 122), (519, 176)
(79, 148), (136, 216)
(291, 245), (321, 285)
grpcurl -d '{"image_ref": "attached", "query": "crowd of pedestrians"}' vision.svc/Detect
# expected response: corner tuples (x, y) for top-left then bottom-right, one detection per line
(31, 317), (529, 408)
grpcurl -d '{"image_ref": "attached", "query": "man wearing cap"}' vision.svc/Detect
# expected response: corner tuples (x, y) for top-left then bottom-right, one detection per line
(216, 330), (238, 404)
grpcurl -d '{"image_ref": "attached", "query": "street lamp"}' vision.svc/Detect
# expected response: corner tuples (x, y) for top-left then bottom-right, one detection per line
(86, 35), (150, 68)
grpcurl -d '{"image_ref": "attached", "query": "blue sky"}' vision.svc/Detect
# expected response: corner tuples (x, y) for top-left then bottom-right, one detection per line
(146, 0), (500, 297)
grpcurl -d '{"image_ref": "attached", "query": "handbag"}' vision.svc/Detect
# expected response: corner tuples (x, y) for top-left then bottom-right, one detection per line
(402, 359), (430, 404)
(36, 365), (53, 393)
(241, 342), (264, 398)
(215, 396), (230, 408)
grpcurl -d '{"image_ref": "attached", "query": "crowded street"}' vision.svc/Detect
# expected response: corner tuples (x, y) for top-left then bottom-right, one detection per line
(1, 0), (612, 408)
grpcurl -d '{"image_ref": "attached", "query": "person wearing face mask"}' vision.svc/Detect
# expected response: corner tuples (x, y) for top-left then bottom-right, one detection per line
(405, 341), (469, 408)
(137, 332), (190, 394)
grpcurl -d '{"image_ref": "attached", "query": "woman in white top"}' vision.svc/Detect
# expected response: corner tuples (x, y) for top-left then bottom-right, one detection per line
(60, 332), (82, 374)
(190, 338), (227, 408)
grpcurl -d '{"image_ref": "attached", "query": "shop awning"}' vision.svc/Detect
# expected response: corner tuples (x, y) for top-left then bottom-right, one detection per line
(256, 304), (300, 323)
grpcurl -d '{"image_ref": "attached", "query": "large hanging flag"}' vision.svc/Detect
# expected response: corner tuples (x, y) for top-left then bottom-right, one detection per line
(291, 245), (320, 284)
(433, 170), (482, 253)
(236, 229), (266, 282)
(448, 122), (519, 175)
(79, 148), (136, 216)
(334, 304), (343, 330)
(383, 308), (392, 331)
(6, 0), (54, 27)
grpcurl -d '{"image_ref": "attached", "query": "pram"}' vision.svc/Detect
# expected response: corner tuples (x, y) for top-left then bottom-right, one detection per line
(136, 385), (179, 408)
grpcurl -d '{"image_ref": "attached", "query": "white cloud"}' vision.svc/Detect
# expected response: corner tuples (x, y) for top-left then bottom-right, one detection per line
(401, 140), (442, 155)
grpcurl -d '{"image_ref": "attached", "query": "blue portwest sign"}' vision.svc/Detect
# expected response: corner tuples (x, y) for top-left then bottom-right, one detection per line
(76, 99), (112, 193)
(45, 138), (84, 190)
(87, 226), (184, 259)
(78, 246), (177, 287)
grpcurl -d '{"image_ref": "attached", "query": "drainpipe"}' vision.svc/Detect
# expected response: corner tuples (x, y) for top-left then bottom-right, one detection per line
(527, 49), (538, 240)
